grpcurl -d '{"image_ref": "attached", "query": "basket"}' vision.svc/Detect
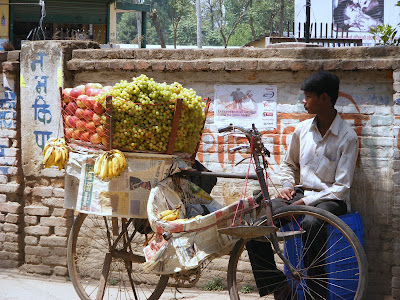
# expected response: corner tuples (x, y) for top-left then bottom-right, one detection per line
(60, 86), (210, 159)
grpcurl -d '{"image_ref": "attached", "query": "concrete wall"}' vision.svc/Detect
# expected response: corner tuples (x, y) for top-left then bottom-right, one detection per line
(0, 42), (399, 299)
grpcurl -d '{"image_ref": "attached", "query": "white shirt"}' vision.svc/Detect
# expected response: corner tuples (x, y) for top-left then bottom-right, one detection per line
(280, 113), (358, 210)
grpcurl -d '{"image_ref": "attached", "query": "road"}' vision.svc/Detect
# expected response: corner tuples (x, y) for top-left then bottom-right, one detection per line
(0, 268), (270, 300)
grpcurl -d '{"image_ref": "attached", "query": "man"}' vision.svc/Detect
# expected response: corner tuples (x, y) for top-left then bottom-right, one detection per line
(247, 71), (359, 299)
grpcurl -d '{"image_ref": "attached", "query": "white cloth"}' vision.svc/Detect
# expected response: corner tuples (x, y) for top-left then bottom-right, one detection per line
(280, 113), (358, 210)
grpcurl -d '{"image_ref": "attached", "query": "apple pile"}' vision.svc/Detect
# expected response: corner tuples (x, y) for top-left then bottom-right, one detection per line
(95, 75), (206, 154)
(62, 83), (111, 147)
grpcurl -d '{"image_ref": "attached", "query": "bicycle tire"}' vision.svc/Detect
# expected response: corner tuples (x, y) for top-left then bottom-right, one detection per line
(227, 206), (367, 300)
(67, 213), (169, 300)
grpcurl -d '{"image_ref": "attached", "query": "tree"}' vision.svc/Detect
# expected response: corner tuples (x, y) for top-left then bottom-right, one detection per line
(169, 0), (195, 48)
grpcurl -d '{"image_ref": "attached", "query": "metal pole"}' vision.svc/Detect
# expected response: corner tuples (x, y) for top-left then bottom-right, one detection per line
(196, 0), (202, 48)
(305, 0), (310, 43)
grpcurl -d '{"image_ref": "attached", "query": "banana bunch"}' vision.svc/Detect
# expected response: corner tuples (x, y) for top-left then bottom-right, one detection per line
(43, 138), (69, 170)
(158, 205), (181, 221)
(94, 149), (127, 180)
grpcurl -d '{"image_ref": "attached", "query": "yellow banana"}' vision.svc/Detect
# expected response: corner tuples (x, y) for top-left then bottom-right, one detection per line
(53, 147), (61, 164)
(45, 149), (56, 168)
(94, 153), (104, 176)
(107, 155), (114, 180)
(43, 146), (54, 167)
(112, 150), (127, 171)
(159, 205), (181, 221)
(100, 153), (109, 180)
(112, 155), (121, 177)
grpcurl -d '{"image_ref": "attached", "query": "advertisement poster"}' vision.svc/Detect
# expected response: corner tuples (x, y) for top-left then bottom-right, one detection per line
(333, 0), (384, 32)
(214, 85), (277, 130)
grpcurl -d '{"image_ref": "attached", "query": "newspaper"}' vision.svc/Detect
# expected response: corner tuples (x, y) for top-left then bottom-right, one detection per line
(64, 151), (181, 218)
(144, 177), (257, 274)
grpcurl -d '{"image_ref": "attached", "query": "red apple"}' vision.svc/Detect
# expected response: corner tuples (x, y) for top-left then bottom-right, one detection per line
(83, 109), (94, 121)
(65, 102), (78, 115)
(64, 127), (73, 139)
(86, 121), (96, 133)
(83, 96), (95, 109)
(85, 83), (103, 94)
(87, 88), (102, 96)
(93, 101), (105, 114)
(101, 136), (108, 147)
(66, 115), (79, 128)
(81, 131), (90, 142)
(75, 108), (85, 119)
(90, 133), (102, 144)
(96, 125), (106, 137)
(103, 86), (113, 91)
(76, 119), (87, 131)
(93, 113), (101, 125)
(76, 94), (88, 108)
(62, 88), (72, 103)
(72, 129), (82, 139)
(70, 86), (85, 99)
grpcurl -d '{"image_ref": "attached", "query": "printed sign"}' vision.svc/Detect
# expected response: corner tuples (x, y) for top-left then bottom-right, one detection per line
(214, 85), (277, 130)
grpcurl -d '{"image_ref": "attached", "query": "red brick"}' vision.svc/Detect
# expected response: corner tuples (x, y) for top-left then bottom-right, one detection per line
(0, 157), (17, 166)
(52, 188), (64, 198)
(24, 264), (52, 275)
(5, 213), (21, 224)
(2, 223), (19, 233)
(0, 129), (16, 138)
(41, 197), (64, 208)
(25, 254), (41, 264)
(24, 215), (38, 225)
(39, 236), (67, 247)
(25, 236), (38, 245)
(24, 205), (50, 216)
(25, 245), (51, 256)
(54, 266), (68, 276)
(40, 216), (67, 227)
(3, 242), (20, 252)
(32, 186), (53, 197)
(0, 183), (20, 193)
(0, 202), (22, 214)
(25, 226), (51, 236)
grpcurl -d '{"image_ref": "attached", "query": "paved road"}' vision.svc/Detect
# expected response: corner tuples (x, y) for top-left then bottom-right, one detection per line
(0, 268), (269, 300)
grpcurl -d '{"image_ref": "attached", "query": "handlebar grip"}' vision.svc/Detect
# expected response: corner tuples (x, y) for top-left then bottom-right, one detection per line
(218, 124), (234, 133)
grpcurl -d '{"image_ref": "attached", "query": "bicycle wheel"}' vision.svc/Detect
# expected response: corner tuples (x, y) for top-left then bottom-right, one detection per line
(67, 213), (169, 300)
(227, 206), (367, 300)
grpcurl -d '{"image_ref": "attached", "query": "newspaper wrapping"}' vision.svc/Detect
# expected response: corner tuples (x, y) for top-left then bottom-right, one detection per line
(144, 177), (257, 274)
(64, 151), (181, 218)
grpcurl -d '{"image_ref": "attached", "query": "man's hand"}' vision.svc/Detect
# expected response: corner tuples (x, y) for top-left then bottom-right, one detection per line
(280, 188), (295, 200)
(290, 199), (305, 206)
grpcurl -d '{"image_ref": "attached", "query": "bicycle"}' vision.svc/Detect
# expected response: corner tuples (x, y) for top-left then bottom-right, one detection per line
(67, 124), (368, 300)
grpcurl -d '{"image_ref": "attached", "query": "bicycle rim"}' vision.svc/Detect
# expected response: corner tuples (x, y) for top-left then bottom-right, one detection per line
(67, 213), (168, 300)
(227, 206), (367, 300)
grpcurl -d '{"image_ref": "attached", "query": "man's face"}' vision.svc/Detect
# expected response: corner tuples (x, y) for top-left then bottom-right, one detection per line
(302, 91), (326, 114)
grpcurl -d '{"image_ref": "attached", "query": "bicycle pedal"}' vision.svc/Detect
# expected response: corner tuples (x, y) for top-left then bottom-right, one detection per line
(218, 226), (278, 238)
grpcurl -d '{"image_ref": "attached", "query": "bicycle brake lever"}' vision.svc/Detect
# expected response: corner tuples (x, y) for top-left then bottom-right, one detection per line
(235, 156), (250, 166)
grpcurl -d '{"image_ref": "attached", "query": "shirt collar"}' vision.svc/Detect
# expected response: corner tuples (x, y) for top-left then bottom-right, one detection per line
(310, 111), (341, 136)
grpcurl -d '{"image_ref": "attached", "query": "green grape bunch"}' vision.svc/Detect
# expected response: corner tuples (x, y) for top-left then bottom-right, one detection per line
(95, 75), (206, 154)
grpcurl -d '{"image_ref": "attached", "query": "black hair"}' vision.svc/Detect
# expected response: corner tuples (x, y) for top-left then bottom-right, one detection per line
(130, 177), (142, 185)
(301, 71), (340, 105)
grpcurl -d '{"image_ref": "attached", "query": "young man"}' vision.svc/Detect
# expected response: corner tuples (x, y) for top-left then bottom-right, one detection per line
(247, 71), (359, 299)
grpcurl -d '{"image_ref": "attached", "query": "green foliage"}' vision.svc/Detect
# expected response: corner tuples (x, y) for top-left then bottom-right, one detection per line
(241, 284), (255, 294)
(369, 25), (399, 46)
(116, 0), (294, 47)
(202, 277), (225, 291)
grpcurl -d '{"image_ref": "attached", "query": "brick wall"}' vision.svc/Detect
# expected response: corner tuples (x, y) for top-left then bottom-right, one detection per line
(0, 43), (399, 298)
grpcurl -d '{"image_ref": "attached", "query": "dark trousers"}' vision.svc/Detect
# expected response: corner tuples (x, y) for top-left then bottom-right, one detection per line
(247, 188), (347, 298)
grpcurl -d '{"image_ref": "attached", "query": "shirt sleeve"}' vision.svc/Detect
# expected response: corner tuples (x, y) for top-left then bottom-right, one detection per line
(279, 128), (300, 190)
(302, 135), (359, 206)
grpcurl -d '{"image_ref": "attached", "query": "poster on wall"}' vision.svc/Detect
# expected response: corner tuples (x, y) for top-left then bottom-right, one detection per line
(332, 0), (384, 32)
(214, 85), (277, 130)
